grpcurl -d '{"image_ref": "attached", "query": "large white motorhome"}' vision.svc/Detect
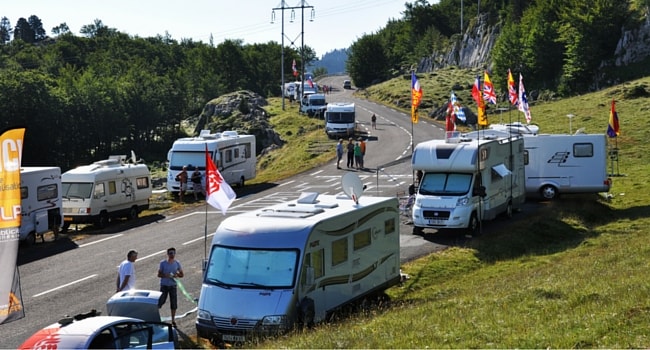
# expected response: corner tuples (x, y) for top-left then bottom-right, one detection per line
(61, 155), (152, 230)
(411, 133), (526, 236)
(166, 130), (256, 195)
(196, 181), (401, 345)
(19, 167), (63, 245)
(324, 102), (356, 139)
(487, 123), (611, 199)
(300, 93), (327, 117)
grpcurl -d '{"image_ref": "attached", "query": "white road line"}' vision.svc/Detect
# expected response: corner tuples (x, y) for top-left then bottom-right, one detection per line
(78, 234), (123, 248)
(33, 274), (98, 297)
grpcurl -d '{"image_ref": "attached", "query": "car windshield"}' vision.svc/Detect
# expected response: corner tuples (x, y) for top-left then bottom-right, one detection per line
(62, 182), (93, 199)
(418, 173), (472, 196)
(326, 111), (355, 123)
(204, 246), (299, 289)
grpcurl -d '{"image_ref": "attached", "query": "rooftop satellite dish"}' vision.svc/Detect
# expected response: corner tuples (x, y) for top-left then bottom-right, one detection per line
(131, 150), (137, 164)
(341, 173), (364, 205)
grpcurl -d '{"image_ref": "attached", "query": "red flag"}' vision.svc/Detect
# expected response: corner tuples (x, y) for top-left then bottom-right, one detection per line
(292, 59), (298, 77)
(507, 69), (518, 106)
(607, 99), (620, 138)
(445, 101), (456, 132)
(205, 146), (236, 215)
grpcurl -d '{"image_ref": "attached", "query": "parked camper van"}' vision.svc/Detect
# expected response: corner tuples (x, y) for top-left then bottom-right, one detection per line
(324, 102), (356, 138)
(196, 187), (401, 345)
(300, 93), (327, 117)
(19, 167), (63, 245)
(411, 133), (526, 235)
(61, 155), (152, 230)
(166, 130), (256, 195)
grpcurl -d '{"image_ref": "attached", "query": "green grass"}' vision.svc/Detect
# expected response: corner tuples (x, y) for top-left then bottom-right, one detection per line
(223, 69), (650, 349)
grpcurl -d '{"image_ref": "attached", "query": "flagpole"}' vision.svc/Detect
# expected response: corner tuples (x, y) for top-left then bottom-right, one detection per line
(203, 143), (209, 273)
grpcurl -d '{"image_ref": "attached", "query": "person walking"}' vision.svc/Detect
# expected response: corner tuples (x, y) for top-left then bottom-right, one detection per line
(359, 137), (366, 169)
(157, 247), (184, 327)
(175, 166), (188, 202)
(346, 138), (355, 168)
(336, 139), (344, 169)
(354, 141), (363, 170)
(371, 114), (377, 129)
(116, 250), (138, 292)
(191, 166), (204, 200)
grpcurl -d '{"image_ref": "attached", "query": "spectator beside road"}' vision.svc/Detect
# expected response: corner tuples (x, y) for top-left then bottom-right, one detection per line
(116, 250), (138, 292)
(157, 247), (184, 327)
(336, 139), (344, 169)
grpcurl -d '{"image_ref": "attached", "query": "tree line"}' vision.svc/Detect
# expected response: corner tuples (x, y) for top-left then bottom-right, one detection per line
(0, 18), (314, 169)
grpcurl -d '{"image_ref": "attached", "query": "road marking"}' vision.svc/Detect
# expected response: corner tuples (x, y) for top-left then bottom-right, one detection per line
(79, 234), (123, 247)
(33, 274), (98, 297)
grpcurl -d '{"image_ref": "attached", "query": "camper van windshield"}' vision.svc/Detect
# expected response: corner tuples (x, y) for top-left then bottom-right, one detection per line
(418, 173), (472, 196)
(326, 112), (355, 124)
(169, 151), (212, 170)
(62, 182), (93, 199)
(205, 246), (299, 289)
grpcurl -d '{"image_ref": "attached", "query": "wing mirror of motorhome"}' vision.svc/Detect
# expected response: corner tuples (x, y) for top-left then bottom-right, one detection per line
(473, 186), (487, 198)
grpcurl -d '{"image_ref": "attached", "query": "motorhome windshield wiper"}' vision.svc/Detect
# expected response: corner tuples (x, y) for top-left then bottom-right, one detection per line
(206, 278), (231, 289)
(238, 282), (266, 288)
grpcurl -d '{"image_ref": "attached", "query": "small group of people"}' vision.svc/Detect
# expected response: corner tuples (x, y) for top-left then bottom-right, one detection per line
(336, 137), (366, 170)
(175, 165), (206, 202)
(116, 247), (185, 327)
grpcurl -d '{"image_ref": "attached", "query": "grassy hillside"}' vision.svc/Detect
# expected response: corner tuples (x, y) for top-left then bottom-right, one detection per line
(216, 69), (650, 349)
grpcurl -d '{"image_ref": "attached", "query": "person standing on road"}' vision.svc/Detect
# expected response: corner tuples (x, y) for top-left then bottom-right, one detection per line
(175, 166), (188, 203)
(116, 250), (138, 292)
(346, 138), (355, 168)
(359, 137), (366, 169)
(191, 166), (204, 200)
(157, 247), (184, 327)
(371, 114), (377, 129)
(336, 139), (344, 169)
(354, 141), (363, 170)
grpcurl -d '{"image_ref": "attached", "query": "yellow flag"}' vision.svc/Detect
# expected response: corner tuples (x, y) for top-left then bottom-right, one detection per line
(411, 105), (419, 124)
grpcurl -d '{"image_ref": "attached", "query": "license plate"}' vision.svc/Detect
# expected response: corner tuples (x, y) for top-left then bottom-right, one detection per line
(427, 219), (445, 225)
(64, 217), (73, 222)
(222, 334), (246, 342)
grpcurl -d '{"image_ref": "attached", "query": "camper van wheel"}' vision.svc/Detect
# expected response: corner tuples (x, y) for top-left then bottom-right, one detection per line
(238, 176), (245, 187)
(540, 185), (558, 200)
(24, 232), (37, 247)
(467, 213), (480, 237)
(95, 212), (109, 228)
(127, 206), (139, 220)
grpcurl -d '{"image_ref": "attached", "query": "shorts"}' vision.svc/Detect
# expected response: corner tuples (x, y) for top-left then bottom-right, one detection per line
(158, 285), (178, 310)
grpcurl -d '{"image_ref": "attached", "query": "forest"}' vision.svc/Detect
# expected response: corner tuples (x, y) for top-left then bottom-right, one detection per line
(1, 0), (647, 168)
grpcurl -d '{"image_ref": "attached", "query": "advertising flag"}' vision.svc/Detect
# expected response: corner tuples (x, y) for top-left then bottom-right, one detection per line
(607, 99), (620, 138)
(482, 71), (497, 105)
(205, 146), (236, 215)
(507, 69), (518, 106)
(411, 71), (423, 123)
(472, 76), (488, 126)
(292, 59), (298, 77)
(0, 127), (26, 325)
(518, 73), (532, 123)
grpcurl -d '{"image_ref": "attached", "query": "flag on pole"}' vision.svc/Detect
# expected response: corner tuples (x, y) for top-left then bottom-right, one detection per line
(607, 99), (620, 138)
(482, 71), (497, 105)
(411, 71), (423, 123)
(507, 69), (518, 106)
(472, 75), (488, 126)
(0, 127), (26, 325)
(445, 99), (456, 132)
(518, 73), (532, 123)
(307, 76), (314, 88)
(205, 146), (236, 215)
(451, 91), (466, 122)
(292, 59), (298, 77)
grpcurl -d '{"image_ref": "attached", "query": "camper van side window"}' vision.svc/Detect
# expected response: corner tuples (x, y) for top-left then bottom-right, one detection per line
(234, 148), (240, 159)
(36, 184), (58, 201)
(385, 218), (396, 234)
(573, 143), (594, 157)
(353, 229), (371, 251)
(20, 187), (28, 200)
(94, 183), (105, 198)
(331, 237), (348, 266)
(244, 144), (251, 159)
(108, 181), (117, 195)
(136, 177), (149, 189)
(225, 149), (233, 163)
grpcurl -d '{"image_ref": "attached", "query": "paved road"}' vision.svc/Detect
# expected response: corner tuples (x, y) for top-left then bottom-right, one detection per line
(5, 78), (455, 348)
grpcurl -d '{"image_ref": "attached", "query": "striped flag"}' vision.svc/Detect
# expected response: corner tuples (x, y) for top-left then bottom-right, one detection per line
(607, 99), (620, 138)
(507, 69), (518, 106)
(518, 73), (532, 123)
(483, 71), (497, 105)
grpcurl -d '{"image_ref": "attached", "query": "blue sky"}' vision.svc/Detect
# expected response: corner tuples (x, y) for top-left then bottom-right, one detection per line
(4, 0), (414, 57)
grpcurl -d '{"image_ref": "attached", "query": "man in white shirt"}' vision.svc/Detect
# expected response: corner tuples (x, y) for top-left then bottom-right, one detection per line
(116, 250), (138, 292)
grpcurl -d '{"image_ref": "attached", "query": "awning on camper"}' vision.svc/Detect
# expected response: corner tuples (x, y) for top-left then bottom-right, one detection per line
(491, 163), (511, 178)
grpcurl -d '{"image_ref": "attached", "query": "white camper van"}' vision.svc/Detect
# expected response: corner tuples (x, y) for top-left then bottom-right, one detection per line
(19, 167), (64, 245)
(196, 177), (401, 345)
(324, 102), (356, 139)
(300, 93), (327, 117)
(61, 155), (152, 230)
(411, 133), (526, 236)
(523, 133), (611, 199)
(166, 130), (256, 195)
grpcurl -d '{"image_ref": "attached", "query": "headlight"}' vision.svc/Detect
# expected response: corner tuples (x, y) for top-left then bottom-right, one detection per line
(261, 315), (286, 326)
(456, 196), (469, 206)
(77, 208), (87, 214)
(197, 309), (212, 320)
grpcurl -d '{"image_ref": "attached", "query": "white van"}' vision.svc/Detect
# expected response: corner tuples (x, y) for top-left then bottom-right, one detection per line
(19, 167), (64, 245)
(61, 155), (152, 230)
(411, 133), (526, 236)
(324, 102), (356, 138)
(300, 93), (327, 117)
(196, 188), (401, 345)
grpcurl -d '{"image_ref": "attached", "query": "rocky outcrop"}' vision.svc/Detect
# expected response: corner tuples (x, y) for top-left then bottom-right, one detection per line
(614, 16), (650, 66)
(193, 90), (285, 156)
(417, 14), (500, 72)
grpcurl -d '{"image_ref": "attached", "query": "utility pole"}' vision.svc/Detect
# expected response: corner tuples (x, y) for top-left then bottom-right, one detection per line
(272, 1), (314, 111)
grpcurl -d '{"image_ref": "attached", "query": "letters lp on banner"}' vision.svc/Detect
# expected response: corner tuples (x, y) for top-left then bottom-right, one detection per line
(0, 127), (26, 324)
(205, 145), (236, 215)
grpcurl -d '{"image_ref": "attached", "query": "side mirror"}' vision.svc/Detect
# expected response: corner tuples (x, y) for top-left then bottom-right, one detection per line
(473, 186), (487, 198)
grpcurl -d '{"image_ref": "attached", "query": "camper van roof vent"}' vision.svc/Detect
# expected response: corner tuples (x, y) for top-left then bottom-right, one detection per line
(199, 130), (211, 137)
(257, 205), (325, 218)
(222, 131), (239, 138)
(297, 192), (319, 204)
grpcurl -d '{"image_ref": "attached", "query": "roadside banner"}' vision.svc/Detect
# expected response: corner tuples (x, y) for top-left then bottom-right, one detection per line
(0, 127), (26, 325)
